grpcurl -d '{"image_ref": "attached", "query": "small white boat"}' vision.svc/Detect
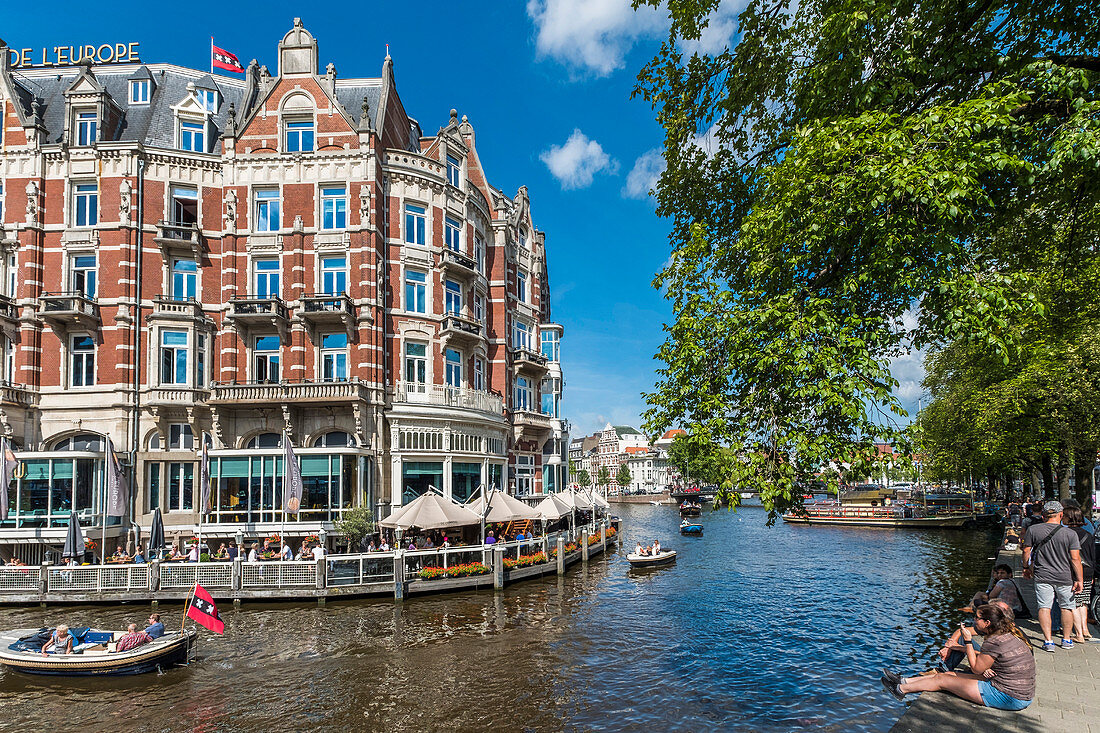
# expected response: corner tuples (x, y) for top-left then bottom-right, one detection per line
(626, 550), (677, 567)
(0, 627), (196, 676)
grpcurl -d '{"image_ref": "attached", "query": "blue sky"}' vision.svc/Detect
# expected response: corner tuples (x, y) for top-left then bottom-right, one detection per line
(2, 1), (925, 438)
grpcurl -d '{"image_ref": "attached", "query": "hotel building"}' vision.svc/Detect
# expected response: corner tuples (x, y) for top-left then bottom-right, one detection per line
(0, 21), (568, 560)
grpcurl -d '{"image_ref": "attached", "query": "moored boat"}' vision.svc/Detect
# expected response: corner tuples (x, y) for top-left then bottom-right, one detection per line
(680, 521), (704, 535)
(626, 550), (677, 567)
(0, 627), (197, 676)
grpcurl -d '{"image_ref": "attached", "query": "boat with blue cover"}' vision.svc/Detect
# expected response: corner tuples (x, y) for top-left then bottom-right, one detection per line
(679, 520), (704, 535)
(0, 626), (196, 676)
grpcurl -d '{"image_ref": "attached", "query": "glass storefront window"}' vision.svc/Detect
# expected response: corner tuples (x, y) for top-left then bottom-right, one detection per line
(402, 461), (442, 504)
(2, 457), (103, 528)
(207, 453), (353, 523)
(452, 463), (481, 503)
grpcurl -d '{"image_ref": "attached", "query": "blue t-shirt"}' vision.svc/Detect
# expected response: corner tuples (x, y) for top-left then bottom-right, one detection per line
(144, 622), (165, 639)
(485, 536), (496, 545)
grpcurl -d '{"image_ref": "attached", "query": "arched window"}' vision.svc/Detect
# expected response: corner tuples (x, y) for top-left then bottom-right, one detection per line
(312, 431), (353, 448)
(52, 433), (104, 451)
(246, 433), (282, 449)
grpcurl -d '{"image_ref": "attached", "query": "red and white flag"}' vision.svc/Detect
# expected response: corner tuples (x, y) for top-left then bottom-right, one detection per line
(186, 583), (225, 634)
(212, 41), (244, 73)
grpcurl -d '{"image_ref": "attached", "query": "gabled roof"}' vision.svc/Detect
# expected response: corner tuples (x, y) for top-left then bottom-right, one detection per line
(613, 425), (643, 437)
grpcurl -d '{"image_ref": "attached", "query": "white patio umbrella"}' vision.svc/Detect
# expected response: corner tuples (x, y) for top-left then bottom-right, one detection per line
(378, 492), (481, 530)
(534, 493), (572, 520)
(585, 489), (610, 510)
(559, 489), (593, 510)
(469, 490), (540, 523)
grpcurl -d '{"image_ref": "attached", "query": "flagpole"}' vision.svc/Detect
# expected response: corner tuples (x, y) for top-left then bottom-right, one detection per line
(210, 37), (214, 75)
(101, 439), (108, 564)
(281, 432), (287, 561)
(183, 582), (197, 631)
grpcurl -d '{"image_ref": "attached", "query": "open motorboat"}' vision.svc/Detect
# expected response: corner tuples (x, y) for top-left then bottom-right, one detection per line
(680, 520), (704, 535)
(626, 549), (677, 567)
(0, 627), (197, 676)
(679, 501), (702, 517)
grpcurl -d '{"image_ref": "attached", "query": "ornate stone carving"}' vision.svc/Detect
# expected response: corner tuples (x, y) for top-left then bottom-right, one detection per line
(210, 409), (224, 448)
(281, 404), (293, 440)
(119, 179), (132, 224)
(24, 182), (38, 225)
(359, 186), (370, 221)
(223, 189), (238, 229)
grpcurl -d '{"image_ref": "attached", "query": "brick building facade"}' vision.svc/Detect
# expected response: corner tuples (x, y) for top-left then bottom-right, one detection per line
(0, 20), (568, 560)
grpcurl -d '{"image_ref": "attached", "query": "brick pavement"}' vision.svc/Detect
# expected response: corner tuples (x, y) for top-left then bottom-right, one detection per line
(891, 541), (1099, 732)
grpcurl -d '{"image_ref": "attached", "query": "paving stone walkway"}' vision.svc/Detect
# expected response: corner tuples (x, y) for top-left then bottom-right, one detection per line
(891, 542), (1100, 732)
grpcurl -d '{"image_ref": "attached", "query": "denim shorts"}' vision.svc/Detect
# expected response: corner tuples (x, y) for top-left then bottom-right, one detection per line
(978, 680), (1032, 711)
(1035, 582), (1076, 610)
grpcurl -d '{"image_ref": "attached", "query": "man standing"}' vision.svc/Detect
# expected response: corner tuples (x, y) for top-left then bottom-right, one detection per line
(1022, 500), (1084, 652)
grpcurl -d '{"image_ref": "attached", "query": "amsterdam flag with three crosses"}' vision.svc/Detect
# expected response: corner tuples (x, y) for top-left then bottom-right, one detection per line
(186, 584), (225, 634)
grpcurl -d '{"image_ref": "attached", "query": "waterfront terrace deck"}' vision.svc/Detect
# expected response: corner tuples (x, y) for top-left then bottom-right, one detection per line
(891, 540), (1095, 733)
(0, 526), (617, 605)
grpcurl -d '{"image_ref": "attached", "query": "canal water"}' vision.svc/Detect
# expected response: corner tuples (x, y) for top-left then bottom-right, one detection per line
(0, 503), (999, 732)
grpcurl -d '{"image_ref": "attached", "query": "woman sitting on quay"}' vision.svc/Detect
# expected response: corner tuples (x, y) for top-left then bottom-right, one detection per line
(882, 603), (1035, 711)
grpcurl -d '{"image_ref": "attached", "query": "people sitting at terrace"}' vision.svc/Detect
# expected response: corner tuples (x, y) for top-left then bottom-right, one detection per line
(187, 544), (200, 562)
(279, 541), (293, 561)
(132, 544), (146, 564)
(882, 603), (1035, 711)
(6, 557), (25, 566)
(115, 623), (152, 652)
(167, 546), (187, 562)
(485, 531), (497, 545)
(214, 544), (229, 560)
(312, 544), (326, 560)
(424, 537), (435, 549)
(143, 613), (165, 640)
(247, 544), (259, 563)
(41, 624), (74, 655)
(111, 545), (129, 562)
(227, 542), (239, 561)
(379, 538), (390, 552)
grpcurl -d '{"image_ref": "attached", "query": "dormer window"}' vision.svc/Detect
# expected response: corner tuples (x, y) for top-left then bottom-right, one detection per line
(76, 111), (97, 146)
(285, 120), (314, 153)
(130, 80), (150, 104)
(179, 120), (205, 152)
(447, 155), (461, 187)
(198, 89), (218, 112)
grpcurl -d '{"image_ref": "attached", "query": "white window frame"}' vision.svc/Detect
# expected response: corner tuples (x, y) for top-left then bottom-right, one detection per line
(253, 335), (281, 383)
(198, 88), (218, 112)
(474, 294), (485, 324)
(474, 233), (485, 274)
(404, 341), (427, 393)
(171, 258), (198, 301)
(70, 334), (96, 388)
(320, 256), (347, 295)
(446, 154), (461, 187)
(254, 188), (281, 232)
(517, 270), (528, 303)
(130, 79), (150, 104)
(160, 329), (190, 386)
(404, 203), (426, 245)
(320, 185), (347, 230)
(70, 253), (97, 298)
(512, 319), (531, 351)
(445, 216), (462, 253)
(514, 376), (533, 412)
(178, 119), (206, 153)
(320, 333), (348, 382)
(72, 182), (98, 228)
(76, 110), (97, 146)
(252, 258), (280, 299)
(445, 348), (462, 388)
(285, 118), (314, 153)
(473, 357), (485, 392)
(444, 279), (462, 316)
(404, 270), (426, 314)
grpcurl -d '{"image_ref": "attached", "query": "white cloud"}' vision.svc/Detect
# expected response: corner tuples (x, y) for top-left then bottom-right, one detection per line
(622, 148), (666, 199)
(679, 2), (747, 56)
(540, 129), (618, 190)
(526, 0), (666, 76)
(889, 308), (927, 414)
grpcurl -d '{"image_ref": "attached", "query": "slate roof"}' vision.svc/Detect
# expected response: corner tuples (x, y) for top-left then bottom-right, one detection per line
(12, 64), (245, 149)
(613, 425), (643, 437)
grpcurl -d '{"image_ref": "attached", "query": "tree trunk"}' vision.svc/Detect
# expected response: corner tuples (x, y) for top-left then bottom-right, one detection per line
(1056, 448), (1072, 500)
(1074, 447), (1096, 507)
(1004, 471), (1015, 502)
(1042, 454), (1055, 498)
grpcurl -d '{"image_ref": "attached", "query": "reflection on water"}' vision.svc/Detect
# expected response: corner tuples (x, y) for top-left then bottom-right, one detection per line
(0, 503), (997, 732)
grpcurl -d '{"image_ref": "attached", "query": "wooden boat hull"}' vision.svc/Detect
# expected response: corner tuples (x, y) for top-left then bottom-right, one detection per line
(679, 507), (702, 517)
(0, 628), (197, 676)
(626, 550), (677, 567)
(781, 514), (973, 528)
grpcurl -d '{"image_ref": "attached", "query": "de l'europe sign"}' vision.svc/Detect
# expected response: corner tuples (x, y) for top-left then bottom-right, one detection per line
(8, 43), (141, 68)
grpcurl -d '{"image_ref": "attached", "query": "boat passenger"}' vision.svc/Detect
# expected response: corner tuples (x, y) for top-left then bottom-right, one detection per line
(635, 543), (644, 556)
(115, 623), (153, 652)
(143, 613), (165, 640)
(883, 603), (1035, 711)
(652, 539), (661, 555)
(41, 624), (74, 656)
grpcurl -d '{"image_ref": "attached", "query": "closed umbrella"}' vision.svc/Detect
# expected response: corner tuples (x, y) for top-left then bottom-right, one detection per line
(148, 508), (166, 559)
(61, 511), (84, 561)
(379, 492), (481, 531)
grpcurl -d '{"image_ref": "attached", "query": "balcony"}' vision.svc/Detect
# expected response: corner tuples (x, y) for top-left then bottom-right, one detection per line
(39, 292), (100, 328)
(143, 387), (211, 407)
(512, 409), (554, 442)
(511, 347), (549, 377)
(392, 382), (504, 417)
(0, 294), (18, 327)
(226, 297), (288, 332)
(0, 382), (36, 408)
(298, 293), (355, 329)
(209, 379), (369, 405)
(154, 221), (202, 257)
(437, 248), (479, 279)
(151, 296), (205, 322)
(440, 313), (484, 345)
